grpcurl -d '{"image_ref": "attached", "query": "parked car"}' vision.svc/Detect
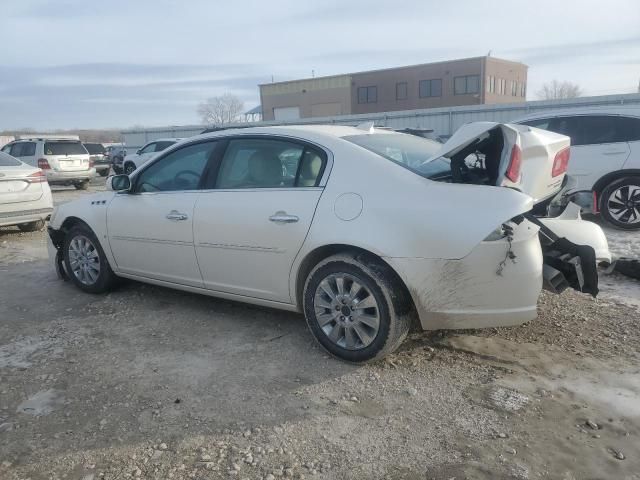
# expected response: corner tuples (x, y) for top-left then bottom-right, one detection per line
(0, 151), (53, 231)
(106, 145), (127, 174)
(47, 124), (609, 362)
(83, 143), (110, 177)
(515, 108), (640, 229)
(1, 137), (95, 189)
(122, 138), (182, 174)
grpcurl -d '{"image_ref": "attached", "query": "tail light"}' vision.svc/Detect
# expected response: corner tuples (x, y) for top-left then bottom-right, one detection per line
(37, 158), (51, 169)
(593, 190), (599, 214)
(552, 147), (570, 177)
(505, 144), (522, 182)
(89, 159), (95, 168)
(27, 170), (47, 183)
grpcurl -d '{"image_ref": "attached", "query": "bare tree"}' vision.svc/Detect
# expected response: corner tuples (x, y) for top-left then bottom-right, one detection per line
(197, 93), (245, 125)
(536, 80), (582, 100)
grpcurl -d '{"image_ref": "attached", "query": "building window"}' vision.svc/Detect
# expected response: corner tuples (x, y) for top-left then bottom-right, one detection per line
(396, 82), (408, 100)
(520, 82), (527, 97)
(511, 81), (518, 96)
(357, 86), (377, 104)
(418, 79), (442, 98)
(486, 75), (496, 94)
(497, 78), (507, 96)
(454, 75), (480, 95)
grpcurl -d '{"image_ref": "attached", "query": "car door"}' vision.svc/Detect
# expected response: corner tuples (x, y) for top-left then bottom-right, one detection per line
(193, 136), (328, 303)
(546, 115), (630, 191)
(107, 140), (218, 287)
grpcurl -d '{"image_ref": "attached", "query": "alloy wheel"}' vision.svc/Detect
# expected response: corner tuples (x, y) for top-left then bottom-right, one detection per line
(607, 185), (640, 225)
(68, 235), (101, 285)
(313, 273), (380, 350)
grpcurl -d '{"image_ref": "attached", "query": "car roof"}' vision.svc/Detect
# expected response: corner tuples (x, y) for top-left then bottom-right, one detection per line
(194, 124), (399, 143)
(148, 137), (183, 142)
(516, 106), (640, 122)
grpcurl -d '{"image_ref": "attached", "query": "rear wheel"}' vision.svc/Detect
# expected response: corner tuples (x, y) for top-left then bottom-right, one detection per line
(98, 168), (109, 177)
(74, 180), (89, 190)
(124, 163), (136, 175)
(63, 224), (117, 293)
(18, 220), (45, 232)
(600, 176), (640, 230)
(303, 253), (411, 363)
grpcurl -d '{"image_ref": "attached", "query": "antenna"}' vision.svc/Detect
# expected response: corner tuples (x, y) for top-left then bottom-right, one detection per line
(312, 69), (315, 78)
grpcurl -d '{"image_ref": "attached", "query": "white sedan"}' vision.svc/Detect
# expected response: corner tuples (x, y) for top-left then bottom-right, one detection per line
(0, 151), (53, 231)
(47, 124), (609, 362)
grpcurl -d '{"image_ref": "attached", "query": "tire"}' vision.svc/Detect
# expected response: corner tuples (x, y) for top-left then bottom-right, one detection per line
(18, 220), (45, 232)
(74, 181), (89, 190)
(124, 163), (136, 175)
(303, 252), (411, 363)
(600, 176), (640, 230)
(63, 224), (117, 293)
(98, 168), (109, 177)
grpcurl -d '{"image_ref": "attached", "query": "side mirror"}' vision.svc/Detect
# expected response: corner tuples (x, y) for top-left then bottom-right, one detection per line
(136, 149), (142, 155)
(106, 174), (131, 192)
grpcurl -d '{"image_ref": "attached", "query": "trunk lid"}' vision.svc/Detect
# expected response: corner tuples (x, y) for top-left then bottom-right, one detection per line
(427, 122), (570, 204)
(0, 164), (44, 204)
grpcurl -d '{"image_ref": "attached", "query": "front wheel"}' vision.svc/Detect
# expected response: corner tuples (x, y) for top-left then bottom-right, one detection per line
(600, 177), (640, 230)
(74, 181), (89, 190)
(124, 163), (136, 175)
(98, 168), (109, 177)
(303, 253), (411, 363)
(63, 224), (117, 293)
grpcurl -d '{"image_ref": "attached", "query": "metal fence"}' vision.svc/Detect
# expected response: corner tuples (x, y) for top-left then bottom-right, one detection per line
(121, 93), (640, 151)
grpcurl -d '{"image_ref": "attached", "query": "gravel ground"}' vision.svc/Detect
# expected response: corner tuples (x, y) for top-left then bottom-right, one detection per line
(0, 180), (639, 480)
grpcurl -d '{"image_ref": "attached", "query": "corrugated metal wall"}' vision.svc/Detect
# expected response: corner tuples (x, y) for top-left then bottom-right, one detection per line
(122, 93), (640, 150)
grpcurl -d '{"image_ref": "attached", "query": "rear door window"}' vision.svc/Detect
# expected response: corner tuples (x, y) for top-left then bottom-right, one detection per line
(9, 142), (36, 157)
(214, 138), (325, 189)
(577, 116), (623, 145)
(44, 141), (87, 155)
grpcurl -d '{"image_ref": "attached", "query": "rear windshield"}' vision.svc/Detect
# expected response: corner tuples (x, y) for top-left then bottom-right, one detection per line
(44, 141), (87, 156)
(343, 133), (451, 178)
(83, 143), (105, 154)
(0, 151), (22, 167)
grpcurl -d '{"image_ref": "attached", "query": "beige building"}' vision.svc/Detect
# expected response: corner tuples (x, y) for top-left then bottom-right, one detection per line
(259, 56), (528, 121)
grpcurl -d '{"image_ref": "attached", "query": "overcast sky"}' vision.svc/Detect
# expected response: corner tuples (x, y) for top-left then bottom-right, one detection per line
(0, 0), (638, 130)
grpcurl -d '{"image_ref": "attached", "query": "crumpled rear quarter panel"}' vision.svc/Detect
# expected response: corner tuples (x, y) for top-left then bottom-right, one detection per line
(386, 219), (543, 330)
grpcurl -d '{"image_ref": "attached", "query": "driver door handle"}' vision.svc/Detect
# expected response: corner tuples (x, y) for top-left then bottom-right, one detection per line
(166, 210), (188, 221)
(269, 212), (299, 223)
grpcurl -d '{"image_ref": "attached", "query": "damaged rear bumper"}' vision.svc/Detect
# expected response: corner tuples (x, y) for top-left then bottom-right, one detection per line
(386, 205), (608, 331)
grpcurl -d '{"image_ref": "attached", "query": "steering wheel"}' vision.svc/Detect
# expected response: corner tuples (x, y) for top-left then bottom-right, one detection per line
(174, 170), (200, 188)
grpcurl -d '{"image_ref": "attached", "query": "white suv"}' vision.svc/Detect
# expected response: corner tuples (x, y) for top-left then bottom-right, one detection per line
(1, 137), (95, 190)
(122, 138), (182, 174)
(516, 109), (640, 229)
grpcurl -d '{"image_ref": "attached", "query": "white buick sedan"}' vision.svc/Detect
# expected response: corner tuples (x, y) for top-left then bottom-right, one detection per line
(48, 124), (609, 362)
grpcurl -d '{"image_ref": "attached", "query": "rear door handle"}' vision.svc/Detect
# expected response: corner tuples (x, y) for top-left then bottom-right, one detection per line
(269, 211), (299, 223)
(603, 150), (627, 155)
(166, 210), (188, 221)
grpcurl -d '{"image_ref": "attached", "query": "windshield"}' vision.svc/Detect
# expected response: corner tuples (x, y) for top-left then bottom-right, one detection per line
(84, 143), (105, 154)
(343, 133), (451, 178)
(44, 141), (88, 156)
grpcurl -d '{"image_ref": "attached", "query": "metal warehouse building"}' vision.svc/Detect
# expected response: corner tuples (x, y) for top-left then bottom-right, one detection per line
(121, 93), (640, 152)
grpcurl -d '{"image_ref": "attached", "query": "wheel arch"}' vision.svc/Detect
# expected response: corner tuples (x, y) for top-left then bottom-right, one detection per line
(592, 169), (640, 195)
(293, 244), (414, 316)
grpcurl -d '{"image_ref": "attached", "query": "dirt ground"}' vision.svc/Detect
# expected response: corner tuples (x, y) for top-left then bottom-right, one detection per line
(1, 178), (639, 480)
